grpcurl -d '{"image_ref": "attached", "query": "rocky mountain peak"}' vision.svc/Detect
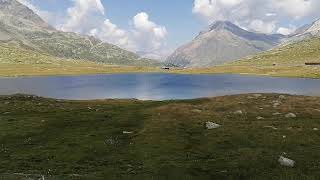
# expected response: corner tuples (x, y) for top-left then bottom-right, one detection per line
(305, 18), (320, 33)
(0, 0), (50, 28)
(209, 21), (240, 31)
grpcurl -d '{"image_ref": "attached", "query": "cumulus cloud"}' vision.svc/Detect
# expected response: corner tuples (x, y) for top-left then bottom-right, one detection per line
(59, 0), (106, 33)
(193, 0), (320, 34)
(131, 13), (168, 54)
(89, 12), (168, 59)
(89, 19), (131, 48)
(248, 19), (276, 34)
(277, 26), (296, 35)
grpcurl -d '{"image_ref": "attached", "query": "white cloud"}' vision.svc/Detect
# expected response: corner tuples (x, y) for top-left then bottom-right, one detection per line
(277, 26), (296, 35)
(248, 19), (276, 34)
(193, 0), (320, 34)
(131, 12), (168, 54)
(272, 0), (313, 19)
(89, 19), (131, 48)
(83, 11), (168, 59)
(59, 0), (106, 33)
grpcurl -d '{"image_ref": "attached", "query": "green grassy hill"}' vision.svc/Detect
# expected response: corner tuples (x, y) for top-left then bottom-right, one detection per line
(0, 44), (162, 77)
(230, 37), (320, 66)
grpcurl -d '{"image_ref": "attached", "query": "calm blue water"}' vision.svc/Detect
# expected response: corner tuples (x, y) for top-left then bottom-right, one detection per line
(0, 74), (319, 100)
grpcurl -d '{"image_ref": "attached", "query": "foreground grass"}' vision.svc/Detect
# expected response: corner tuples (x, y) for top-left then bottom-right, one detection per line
(0, 94), (319, 179)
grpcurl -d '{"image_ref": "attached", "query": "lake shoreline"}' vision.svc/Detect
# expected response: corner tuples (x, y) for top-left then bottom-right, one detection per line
(0, 67), (319, 79)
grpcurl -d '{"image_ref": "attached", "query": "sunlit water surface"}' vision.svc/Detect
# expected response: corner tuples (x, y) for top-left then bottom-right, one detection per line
(0, 74), (319, 100)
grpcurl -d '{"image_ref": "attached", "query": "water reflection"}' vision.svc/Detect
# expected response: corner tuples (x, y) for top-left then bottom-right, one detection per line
(0, 74), (319, 100)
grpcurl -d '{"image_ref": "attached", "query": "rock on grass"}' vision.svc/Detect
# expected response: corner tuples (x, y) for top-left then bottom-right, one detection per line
(206, 122), (221, 129)
(285, 113), (297, 118)
(278, 156), (295, 167)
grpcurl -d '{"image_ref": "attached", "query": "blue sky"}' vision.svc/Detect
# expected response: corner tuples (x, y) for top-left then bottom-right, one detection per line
(19, 0), (320, 58)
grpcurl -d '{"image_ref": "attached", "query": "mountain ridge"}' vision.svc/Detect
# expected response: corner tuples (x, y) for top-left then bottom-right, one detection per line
(166, 21), (284, 67)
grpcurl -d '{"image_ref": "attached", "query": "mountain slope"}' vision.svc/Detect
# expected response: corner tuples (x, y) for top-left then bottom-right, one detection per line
(0, 0), (159, 66)
(284, 19), (320, 44)
(230, 37), (320, 67)
(166, 21), (284, 67)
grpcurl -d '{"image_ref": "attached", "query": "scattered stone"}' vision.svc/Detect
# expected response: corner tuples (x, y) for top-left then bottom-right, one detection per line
(3, 112), (10, 115)
(273, 102), (281, 108)
(264, 126), (278, 130)
(4, 101), (10, 105)
(256, 116), (265, 120)
(279, 95), (286, 99)
(278, 156), (295, 167)
(282, 135), (286, 139)
(192, 109), (202, 113)
(234, 110), (243, 115)
(123, 131), (133, 134)
(206, 122), (221, 130)
(273, 112), (282, 116)
(313, 128), (319, 131)
(253, 94), (262, 98)
(285, 113), (297, 118)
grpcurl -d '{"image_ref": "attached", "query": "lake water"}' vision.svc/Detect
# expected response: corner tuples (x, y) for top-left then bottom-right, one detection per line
(0, 73), (319, 100)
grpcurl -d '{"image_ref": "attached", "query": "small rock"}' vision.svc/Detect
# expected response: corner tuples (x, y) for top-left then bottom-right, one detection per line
(313, 128), (319, 131)
(256, 116), (265, 120)
(278, 156), (295, 167)
(234, 110), (243, 115)
(123, 131), (133, 134)
(285, 113), (296, 118)
(206, 122), (221, 130)
(253, 94), (262, 98)
(273, 102), (281, 108)
(273, 112), (282, 116)
(279, 95), (286, 99)
(282, 135), (286, 139)
(4, 101), (10, 105)
(192, 109), (202, 113)
(264, 126), (278, 130)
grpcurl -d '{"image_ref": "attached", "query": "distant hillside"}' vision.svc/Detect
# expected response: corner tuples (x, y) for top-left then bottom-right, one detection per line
(230, 37), (320, 66)
(283, 19), (320, 45)
(0, 0), (160, 66)
(166, 21), (284, 68)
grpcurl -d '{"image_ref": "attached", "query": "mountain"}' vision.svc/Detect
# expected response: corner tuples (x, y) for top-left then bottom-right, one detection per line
(284, 19), (320, 44)
(166, 21), (285, 67)
(0, 0), (160, 66)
